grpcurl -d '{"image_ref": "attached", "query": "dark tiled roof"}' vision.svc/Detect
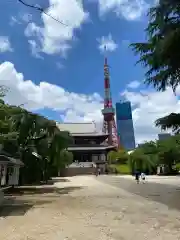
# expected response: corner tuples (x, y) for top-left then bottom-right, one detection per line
(67, 145), (115, 151)
(0, 155), (24, 166)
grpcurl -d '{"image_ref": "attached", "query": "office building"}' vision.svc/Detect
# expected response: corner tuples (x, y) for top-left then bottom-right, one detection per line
(116, 101), (136, 150)
(158, 133), (171, 141)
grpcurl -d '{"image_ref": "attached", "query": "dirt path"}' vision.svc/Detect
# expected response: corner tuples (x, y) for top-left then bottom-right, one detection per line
(0, 176), (180, 240)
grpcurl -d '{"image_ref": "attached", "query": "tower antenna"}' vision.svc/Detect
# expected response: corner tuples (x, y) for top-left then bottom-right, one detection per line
(104, 45), (107, 64)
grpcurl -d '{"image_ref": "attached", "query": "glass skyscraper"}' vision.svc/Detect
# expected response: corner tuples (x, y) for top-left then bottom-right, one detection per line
(116, 101), (135, 150)
(158, 133), (171, 141)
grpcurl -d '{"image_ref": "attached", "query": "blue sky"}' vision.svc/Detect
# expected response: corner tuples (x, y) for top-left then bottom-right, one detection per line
(0, 0), (179, 143)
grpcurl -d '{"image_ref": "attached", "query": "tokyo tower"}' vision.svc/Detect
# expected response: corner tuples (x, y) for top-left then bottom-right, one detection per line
(101, 49), (119, 147)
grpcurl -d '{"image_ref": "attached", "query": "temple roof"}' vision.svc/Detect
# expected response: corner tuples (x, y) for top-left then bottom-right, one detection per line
(0, 155), (24, 166)
(56, 122), (107, 137)
(67, 145), (115, 151)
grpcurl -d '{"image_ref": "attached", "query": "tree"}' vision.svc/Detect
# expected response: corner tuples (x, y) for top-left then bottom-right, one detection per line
(0, 87), (73, 184)
(156, 135), (180, 172)
(131, 0), (180, 133)
(116, 149), (129, 164)
(131, 0), (180, 92)
(15, 111), (72, 183)
(128, 135), (180, 175)
(107, 149), (129, 164)
(128, 141), (159, 174)
(129, 148), (157, 174)
(0, 98), (20, 147)
(155, 113), (180, 133)
(55, 150), (73, 176)
(137, 141), (158, 155)
(107, 150), (117, 164)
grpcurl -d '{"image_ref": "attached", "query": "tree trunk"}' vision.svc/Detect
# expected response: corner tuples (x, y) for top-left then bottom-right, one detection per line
(44, 158), (48, 184)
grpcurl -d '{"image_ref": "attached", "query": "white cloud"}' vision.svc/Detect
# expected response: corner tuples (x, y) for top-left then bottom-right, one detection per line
(98, 0), (149, 21)
(1, 61), (179, 144)
(0, 36), (13, 53)
(0, 61), (103, 124)
(127, 80), (141, 89)
(10, 16), (21, 26)
(10, 13), (32, 26)
(56, 62), (64, 69)
(97, 34), (118, 53)
(21, 13), (32, 23)
(25, 0), (89, 56)
(121, 88), (180, 143)
(25, 22), (42, 38)
(28, 40), (43, 59)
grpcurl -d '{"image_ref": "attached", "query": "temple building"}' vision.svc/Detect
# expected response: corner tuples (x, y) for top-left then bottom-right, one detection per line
(56, 122), (115, 175)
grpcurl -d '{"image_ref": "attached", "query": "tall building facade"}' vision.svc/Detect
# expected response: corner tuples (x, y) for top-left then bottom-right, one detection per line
(158, 133), (171, 141)
(116, 101), (135, 150)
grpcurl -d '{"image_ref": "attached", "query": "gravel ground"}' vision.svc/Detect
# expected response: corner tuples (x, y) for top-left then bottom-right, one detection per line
(0, 176), (180, 240)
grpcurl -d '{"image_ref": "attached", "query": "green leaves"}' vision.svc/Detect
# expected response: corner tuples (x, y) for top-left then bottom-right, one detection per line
(131, 0), (180, 92)
(129, 147), (158, 173)
(128, 135), (180, 174)
(156, 136), (180, 171)
(0, 86), (73, 183)
(155, 113), (180, 133)
(107, 149), (129, 164)
(107, 151), (117, 164)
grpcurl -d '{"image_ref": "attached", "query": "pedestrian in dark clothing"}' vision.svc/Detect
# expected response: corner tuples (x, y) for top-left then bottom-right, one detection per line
(135, 171), (140, 184)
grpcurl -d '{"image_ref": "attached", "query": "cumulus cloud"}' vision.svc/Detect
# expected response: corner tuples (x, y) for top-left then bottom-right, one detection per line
(127, 80), (141, 89)
(97, 34), (118, 53)
(0, 61), (179, 144)
(98, 0), (149, 21)
(21, 13), (32, 23)
(10, 16), (21, 26)
(28, 40), (43, 59)
(10, 13), (32, 26)
(0, 36), (13, 53)
(0, 61), (103, 124)
(24, 0), (89, 56)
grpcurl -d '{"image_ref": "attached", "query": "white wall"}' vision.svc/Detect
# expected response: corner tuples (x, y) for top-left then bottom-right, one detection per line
(1, 165), (7, 186)
(8, 166), (20, 186)
(0, 164), (20, 186)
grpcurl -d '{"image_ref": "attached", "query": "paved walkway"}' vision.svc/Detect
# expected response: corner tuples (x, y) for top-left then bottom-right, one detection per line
(113, 175), (180, 185)
(0, 176), (180, 239)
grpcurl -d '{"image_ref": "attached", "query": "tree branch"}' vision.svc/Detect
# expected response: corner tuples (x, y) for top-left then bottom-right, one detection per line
(17, 0), (68, 26)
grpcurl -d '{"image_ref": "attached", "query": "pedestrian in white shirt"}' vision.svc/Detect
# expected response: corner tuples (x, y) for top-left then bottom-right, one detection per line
(141, 172), (146, 183)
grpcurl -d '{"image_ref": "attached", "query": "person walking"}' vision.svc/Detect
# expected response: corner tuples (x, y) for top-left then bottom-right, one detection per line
(141, 172), (146, 183)
(135, 171), (140, 184)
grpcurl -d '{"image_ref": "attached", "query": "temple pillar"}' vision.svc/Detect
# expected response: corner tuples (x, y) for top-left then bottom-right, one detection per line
(100, 154), (105, 161)
(0, 165), (7, 186)
(92, 154), (98, 162)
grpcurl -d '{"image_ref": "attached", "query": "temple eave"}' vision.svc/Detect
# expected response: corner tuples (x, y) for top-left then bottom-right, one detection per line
(67, 146), (115, 151)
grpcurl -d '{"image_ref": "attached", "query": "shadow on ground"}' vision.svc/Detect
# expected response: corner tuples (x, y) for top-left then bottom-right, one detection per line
(0, 186), (82, 217)
(98, 176), (180, 211)
(6, 186), (82, 196)
(48, 178), (70, 185)
(21, 178), (70, 186)
(0, 198), (51, 217)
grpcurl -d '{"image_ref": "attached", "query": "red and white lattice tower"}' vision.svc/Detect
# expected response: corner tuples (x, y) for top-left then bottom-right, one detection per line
(101, 49), (119, 147)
